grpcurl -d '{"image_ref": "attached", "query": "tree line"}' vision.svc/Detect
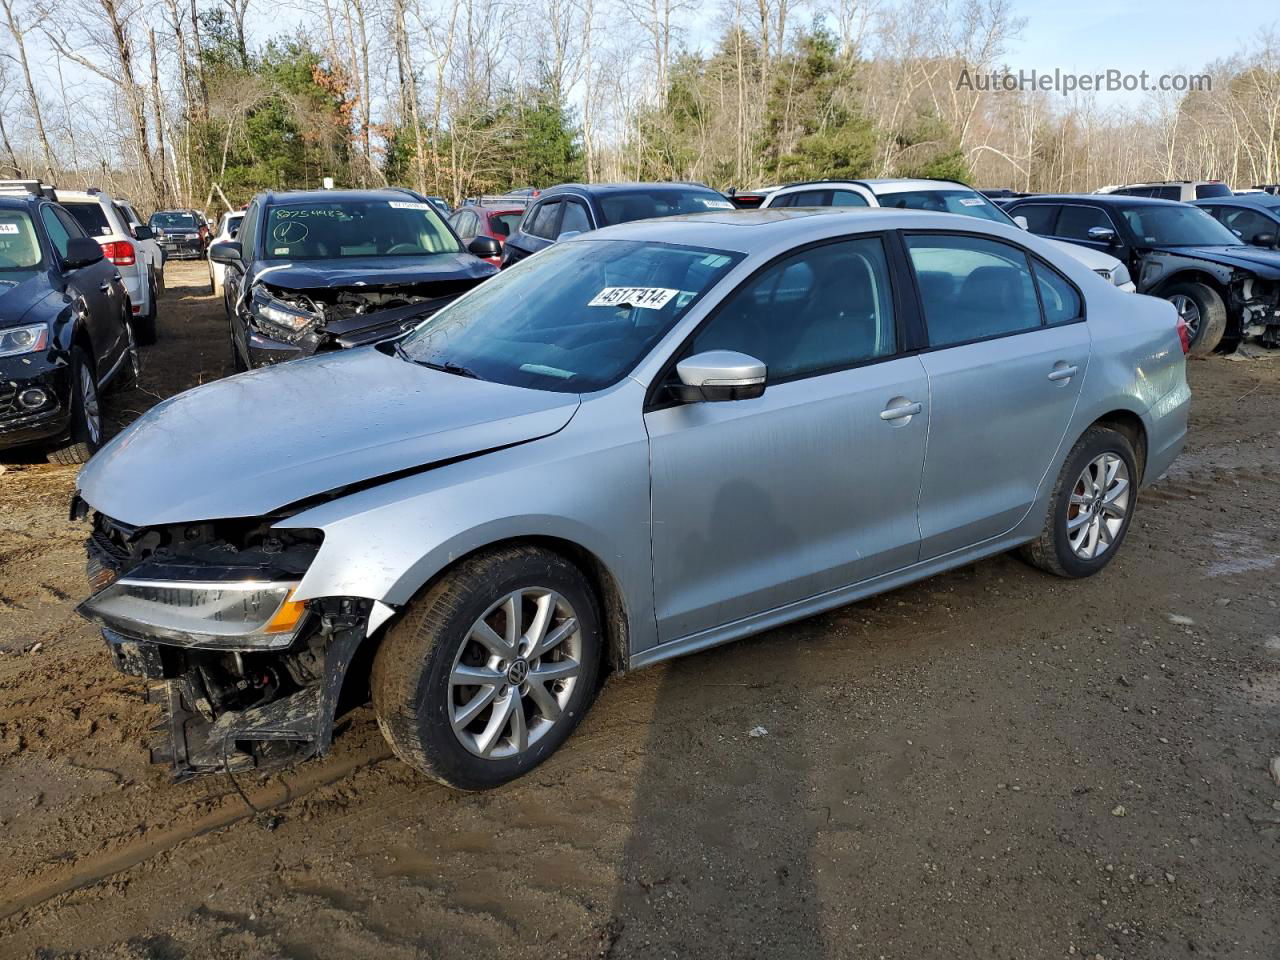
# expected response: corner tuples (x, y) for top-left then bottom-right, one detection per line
(1, 0), (1278, 216)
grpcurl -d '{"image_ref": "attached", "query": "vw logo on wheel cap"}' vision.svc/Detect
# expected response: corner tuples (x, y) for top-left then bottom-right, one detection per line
(506, 659), (529, 685)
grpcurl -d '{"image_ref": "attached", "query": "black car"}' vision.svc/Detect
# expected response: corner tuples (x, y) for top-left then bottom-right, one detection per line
(210, 188), (500, 369)
(0, 190), (136, 463)
(501, 182), (736, 267)
(1191, 194), (1280, 250)
(1005, 194), (1280, 353)
(149, 209), (208, 259)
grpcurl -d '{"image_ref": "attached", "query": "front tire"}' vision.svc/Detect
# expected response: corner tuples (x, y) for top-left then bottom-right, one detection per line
(1164, 281), (1226, 356)
(1019, 426), (1138, 578)
(372, 546), (603, 790)
(47, 347), (102, 465)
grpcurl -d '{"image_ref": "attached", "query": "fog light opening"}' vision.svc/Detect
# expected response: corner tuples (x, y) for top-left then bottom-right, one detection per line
(17, 387), (49, 411)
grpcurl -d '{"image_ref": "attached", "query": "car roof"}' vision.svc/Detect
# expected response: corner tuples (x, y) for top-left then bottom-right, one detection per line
(1191, 194), (1280, 210)
(0, 194), (40, 210)
(55, 191), (109, 203)
(263, 189), (422, 205)
(576, 207), (1018, 254)
(1011, 193), (1183, 207)
(541, 182), (723, 197)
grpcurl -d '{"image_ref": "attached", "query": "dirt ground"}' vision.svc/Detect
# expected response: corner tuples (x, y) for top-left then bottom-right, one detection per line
(1, 261), (1278, 960)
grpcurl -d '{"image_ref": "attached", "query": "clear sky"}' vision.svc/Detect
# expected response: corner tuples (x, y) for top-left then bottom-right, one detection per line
(1001, 0), (1279, 105)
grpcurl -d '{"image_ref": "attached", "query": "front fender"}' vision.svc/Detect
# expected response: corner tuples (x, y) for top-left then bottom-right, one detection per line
(277, 379), (660, 654)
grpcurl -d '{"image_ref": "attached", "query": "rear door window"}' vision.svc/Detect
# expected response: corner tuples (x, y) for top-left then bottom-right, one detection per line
(1015, 204), (1059, 234)
(906, 234), (1043, 347)
(830, 190), (869, 207)
(1032, 260), (1083, 325)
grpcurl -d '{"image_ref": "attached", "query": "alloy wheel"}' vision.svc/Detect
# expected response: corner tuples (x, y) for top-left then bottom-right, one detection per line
(1168, 294), (1201, 341)
(80, 365), (101, 445)
(1066, 452), (1130, 560)
(448, 588), (582, 759)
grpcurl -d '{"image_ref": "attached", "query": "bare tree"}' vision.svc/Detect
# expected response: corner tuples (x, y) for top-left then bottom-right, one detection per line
(1, 0), (56, 180)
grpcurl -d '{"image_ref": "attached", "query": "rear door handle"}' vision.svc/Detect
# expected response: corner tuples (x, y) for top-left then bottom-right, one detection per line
(880, 400), (923, 421)
(1047, 364), (1079, 382)
(99, 282), (112, 293)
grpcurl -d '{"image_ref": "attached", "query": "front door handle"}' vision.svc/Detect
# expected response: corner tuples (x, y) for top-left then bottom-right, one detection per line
(880, 399), (923, 422)
(1047, 363), (1079, 382)
(99, 282), (112, 293)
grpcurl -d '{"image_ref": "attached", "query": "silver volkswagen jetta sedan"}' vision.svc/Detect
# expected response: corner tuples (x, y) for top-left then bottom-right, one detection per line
(73, 208), (1190, 789)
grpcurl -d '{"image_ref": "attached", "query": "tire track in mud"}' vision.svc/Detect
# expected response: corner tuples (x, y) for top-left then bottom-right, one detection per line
(0, 742), (393, 923)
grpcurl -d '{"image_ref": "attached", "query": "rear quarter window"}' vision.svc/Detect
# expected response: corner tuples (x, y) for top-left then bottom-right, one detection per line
(64, 202), (112, 237)
(1195, 183), (1233, 199)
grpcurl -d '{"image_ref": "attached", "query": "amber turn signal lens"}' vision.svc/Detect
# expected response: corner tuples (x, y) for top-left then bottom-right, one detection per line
(263, 592), (306, 634)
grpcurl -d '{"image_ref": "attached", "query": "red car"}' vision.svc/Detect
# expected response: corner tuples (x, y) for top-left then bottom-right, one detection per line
(448, 204), (527, 267)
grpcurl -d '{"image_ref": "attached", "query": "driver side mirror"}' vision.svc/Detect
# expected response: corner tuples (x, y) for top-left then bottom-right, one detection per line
(673, 350), (767, 403)
(467, 235), (501, 259)
(1087, 226), (1118, 245)
(209, 240), (242, 264)
(1013, 215), (1029, 230)
(1251, 231), (1277, 247)
(132, 225), (154, 241)
(63, 236), (104, 268)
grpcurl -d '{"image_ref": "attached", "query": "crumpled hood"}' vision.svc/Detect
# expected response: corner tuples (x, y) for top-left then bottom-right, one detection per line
(257, 253), (495, 291)
(1153, 245), (1280, 277)
(77, 347), (580, 526)
(0, 272), (53, 327)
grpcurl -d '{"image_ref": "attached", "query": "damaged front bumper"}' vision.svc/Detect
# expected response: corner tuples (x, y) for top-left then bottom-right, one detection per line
(77, 506), (381, 781)
(243, 284), (466, 368)
(101, 611), (368, 781)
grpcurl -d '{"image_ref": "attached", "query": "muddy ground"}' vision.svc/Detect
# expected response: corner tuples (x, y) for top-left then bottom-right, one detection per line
(0, 262), (1278, 960)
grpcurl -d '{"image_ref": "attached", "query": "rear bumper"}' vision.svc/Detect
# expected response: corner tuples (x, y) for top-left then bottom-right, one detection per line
(1144, 379), (1191, 482)
(159, 236), (204, 258)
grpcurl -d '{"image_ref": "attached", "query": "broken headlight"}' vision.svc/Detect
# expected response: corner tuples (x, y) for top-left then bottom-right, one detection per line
(78, 575), (307, 650)
(249, 287), (320, 340)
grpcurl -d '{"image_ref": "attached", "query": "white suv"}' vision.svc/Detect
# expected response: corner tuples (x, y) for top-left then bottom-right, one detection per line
(762, 179), (1135, 291)
(207, 210), (244, 298)
(52, 188), (164, 343)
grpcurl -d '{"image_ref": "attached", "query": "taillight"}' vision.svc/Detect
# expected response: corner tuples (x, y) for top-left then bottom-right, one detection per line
(101, 240), (136, 266)
(1176, 315), (1191, 354)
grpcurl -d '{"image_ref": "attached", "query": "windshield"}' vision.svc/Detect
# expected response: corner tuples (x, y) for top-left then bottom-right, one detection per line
(598, 189), (734, 225)
(399, 239), (743, 392)
(876, 188), (1012, 224)
(0, 210), (41, 270)
(262, 198), (460, 260)
(151, 212), (196, 229)
(490, 212), (523, 237)
(1118, 204), (1242, 246)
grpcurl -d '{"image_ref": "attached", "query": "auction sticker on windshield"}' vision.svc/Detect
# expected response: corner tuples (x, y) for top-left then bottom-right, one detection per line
(699, 199), (735, 209)
(389, 201), (432, 210)
(589, 286), (679, 309)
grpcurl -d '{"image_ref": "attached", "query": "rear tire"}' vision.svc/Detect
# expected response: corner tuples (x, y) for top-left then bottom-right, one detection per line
(371, 545), (603, 790)
(1019, 426), (1138, 579)
(47, 347), (102, 465)
(1164, 281), (1226, 356)
(131, 274), (158, 345)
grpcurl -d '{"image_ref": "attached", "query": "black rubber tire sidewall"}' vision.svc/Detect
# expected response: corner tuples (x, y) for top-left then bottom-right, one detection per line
(372, 547), (603, 790)
(47, 347), (100, 465)
(1164, 281), (1226, 356)
(1042, 427), (1138, 578)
